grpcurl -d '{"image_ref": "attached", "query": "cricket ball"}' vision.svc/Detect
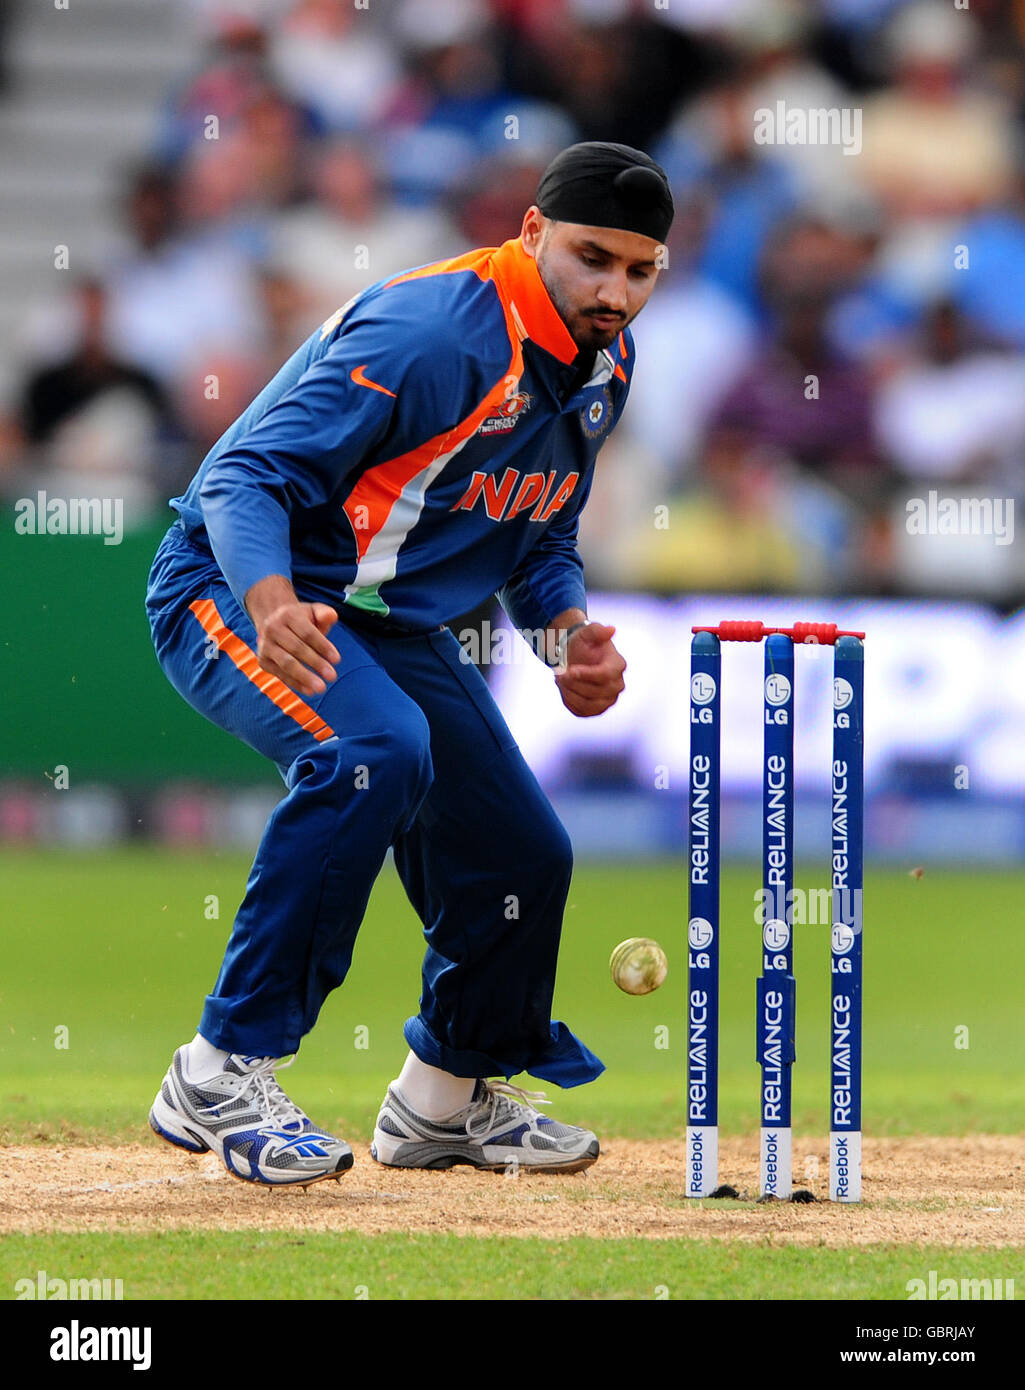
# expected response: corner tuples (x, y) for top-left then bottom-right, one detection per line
(609, 937), (668, 995)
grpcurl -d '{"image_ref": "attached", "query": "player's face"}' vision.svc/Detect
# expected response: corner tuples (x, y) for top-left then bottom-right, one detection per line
(525, 211), (663, 352)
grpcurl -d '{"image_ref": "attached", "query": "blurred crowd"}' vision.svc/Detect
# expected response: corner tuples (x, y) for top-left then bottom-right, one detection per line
(3, 0), (1025, 602)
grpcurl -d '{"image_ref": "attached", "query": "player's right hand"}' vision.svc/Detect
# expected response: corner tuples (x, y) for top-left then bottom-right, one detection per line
(245, 575), (340, 697)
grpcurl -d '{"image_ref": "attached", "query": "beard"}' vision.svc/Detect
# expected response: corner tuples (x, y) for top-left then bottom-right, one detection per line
(537, 247), (628, 350)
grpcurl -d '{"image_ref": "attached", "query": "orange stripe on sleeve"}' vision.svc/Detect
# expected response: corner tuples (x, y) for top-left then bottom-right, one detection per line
(188, 599), (336, 742)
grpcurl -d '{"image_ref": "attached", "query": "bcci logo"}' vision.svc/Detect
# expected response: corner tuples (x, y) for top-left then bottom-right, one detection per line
(580, 386), (613, 439)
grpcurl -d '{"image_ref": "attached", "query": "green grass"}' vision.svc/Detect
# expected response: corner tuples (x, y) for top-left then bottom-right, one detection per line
(1, 849), (1023, 1142)
(3, 849), (1024, 1301)
(2, 1231), (1020, 1300)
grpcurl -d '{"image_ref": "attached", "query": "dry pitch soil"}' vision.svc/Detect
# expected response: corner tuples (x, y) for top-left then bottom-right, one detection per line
(2, 1135), (1023, 1246)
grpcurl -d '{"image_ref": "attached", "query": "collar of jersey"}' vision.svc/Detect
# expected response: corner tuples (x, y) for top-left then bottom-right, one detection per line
(490, 238), (579, 367)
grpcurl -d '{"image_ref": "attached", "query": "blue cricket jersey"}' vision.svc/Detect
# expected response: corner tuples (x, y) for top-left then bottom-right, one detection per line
(169, 237), (634, 649)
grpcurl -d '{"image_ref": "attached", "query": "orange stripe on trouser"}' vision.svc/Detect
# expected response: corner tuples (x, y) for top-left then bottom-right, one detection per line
(188, 598), (335, 742)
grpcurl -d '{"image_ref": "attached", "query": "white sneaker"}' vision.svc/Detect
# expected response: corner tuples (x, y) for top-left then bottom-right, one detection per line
(150, 1047), (353, 1187)
(371, 1078), (599, 1173)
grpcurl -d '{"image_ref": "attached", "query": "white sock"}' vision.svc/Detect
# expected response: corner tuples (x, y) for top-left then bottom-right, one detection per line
(182, 1033), (231, 1083)
(394, 1051), (475, 1119)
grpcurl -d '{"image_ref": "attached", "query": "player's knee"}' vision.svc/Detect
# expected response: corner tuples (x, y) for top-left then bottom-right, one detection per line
(286, 706), (432, 805)
(522, 801), (574, 885)
(371, 705), (433, 796)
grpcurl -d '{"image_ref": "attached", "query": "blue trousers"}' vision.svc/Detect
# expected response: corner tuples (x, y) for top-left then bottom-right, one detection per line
(145, 524), (603, 1087)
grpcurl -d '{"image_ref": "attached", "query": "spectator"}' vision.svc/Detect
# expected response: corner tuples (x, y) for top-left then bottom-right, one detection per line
(175, 134), (272, 261)
(270, 0), (401, 131)
(380, 0), (517, 204)
(877, 299), (1025, 601)
(270, 139), (459, 322)
(619, 192), (757, 481)
(20, 280), (170, 444)
(157, 13), (277, 165)
(952, 167), (1025, 351)
(449, 154), (548, 250)
(256, 265), (318, 368)
(13, 280), (183, 521)
(103, 164), (267, 387)
(831, 4), (1019, 367)
(495, 3), (710, 151)
(710, 216), (883, 498)
(860, 2), (1014, 219)
(174, 350), (267, 470)
(619, 217), (889, 593)
(734, 2), (869, 208)
(875, 299), (1025, 492)
(655, 74), (799, 314)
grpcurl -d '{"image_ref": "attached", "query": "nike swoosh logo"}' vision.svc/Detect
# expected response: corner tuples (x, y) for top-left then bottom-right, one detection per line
(350, 364), (396, 398)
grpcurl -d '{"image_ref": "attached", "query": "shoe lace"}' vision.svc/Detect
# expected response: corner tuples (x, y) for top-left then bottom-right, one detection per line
(201, 1055), (308, 1129)
(466, 1079), (551, 1139)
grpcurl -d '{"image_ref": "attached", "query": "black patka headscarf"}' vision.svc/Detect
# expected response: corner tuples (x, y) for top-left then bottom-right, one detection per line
(536, 142), (674, 243)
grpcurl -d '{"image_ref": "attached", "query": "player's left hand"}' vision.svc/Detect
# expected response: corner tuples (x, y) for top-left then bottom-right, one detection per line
(555, 622), (626, 717)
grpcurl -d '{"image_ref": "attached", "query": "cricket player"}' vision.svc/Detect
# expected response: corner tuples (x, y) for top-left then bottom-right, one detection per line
(145, 142), (673, 1185)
